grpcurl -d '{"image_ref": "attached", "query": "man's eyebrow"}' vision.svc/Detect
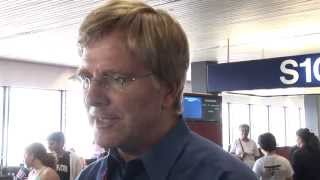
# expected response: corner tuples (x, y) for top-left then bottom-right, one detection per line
(76, 69), (91, 77)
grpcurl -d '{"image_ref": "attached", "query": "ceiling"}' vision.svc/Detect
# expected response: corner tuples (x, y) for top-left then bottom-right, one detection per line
(1, 0), (320, 95)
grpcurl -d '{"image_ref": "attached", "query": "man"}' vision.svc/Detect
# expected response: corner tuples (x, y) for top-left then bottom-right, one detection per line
(76, 0), (257, 179)
(48, 132), (83, 180)
(230, 124), (260, 168)
(253, 133), (293, 180)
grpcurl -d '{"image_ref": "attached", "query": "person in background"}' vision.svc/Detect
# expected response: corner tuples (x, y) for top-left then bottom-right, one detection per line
(253, 133), (293, 180)
(75, 0), (257, 180)
(24, 143), (60, 180)
(292, 128), (320, 180)
(230, 124), (260, 168)
(288, 145), (299, 165)
(47, 132), (83, 180)
(16, 165), (30, 180)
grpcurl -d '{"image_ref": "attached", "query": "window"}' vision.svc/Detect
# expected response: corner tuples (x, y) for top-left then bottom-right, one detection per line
(269, 106), (286, 146)
(0, 87), (4, 166)
(7, 88), (61, 166)
(229, 103), (249, 143)
(286, 107), (301, 146)
(65, 90), (94, 159)
(222, 103), (230, 151)
(250, 105), (268, 143)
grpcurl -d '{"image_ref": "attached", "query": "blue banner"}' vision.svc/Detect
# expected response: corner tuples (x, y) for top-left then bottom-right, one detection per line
(207, 53), (320, 92)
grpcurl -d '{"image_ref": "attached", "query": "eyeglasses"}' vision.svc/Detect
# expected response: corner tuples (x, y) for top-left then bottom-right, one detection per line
(77, 72), (153, 91)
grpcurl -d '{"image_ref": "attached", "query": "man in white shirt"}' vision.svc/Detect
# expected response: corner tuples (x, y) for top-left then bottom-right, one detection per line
(230, 124), (260, 168)
(253, 132), (293, 180)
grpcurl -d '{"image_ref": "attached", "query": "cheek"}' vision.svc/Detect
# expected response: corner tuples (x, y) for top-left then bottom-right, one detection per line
(24, 157), (30, 164)
(125, 93), (161, 119)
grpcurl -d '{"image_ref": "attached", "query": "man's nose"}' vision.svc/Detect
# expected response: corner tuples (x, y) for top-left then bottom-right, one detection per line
(84, 80), (111, 107)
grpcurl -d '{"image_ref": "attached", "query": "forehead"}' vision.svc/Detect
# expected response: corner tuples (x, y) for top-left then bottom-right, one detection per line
(79, 32), (146, 75)
(48, 140), (57, 144)
(24, 152), (32, 157)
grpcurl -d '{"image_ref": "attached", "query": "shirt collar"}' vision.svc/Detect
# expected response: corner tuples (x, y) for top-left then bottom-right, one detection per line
(141, 117), (191, 180)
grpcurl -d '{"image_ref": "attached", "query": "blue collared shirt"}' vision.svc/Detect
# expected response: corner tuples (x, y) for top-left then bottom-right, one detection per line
(76, 119), (257, 180)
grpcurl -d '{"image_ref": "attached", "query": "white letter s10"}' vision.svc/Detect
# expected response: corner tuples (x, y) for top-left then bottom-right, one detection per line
(280, 59), (299, 85)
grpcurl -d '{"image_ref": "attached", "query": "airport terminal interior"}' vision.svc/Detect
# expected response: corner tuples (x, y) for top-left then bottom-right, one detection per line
(1, 0), (320, 179)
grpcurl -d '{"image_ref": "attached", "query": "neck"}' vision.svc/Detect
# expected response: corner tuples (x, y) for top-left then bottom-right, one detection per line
(117, 148), (140, 162)
(265, 150), (276, 156)
(55, 149), (65, 157)
(118, 113), (179, 162)
(241, 137), (249, 141)
(32, 160), (44, 170)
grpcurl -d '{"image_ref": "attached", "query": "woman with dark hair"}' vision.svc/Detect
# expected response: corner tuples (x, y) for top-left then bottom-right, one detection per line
(24, 143), (60, 180)
(292, 128), (320, 180)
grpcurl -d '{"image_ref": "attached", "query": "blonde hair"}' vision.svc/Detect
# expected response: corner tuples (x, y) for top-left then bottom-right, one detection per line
(78, 0), (189, 113)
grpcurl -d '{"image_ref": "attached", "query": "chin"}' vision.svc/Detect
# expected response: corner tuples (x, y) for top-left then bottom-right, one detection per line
(94, 130), (122, 149)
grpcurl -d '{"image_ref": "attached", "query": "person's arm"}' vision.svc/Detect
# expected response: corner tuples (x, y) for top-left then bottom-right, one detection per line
(70, 152), (84, 180)
(230, 140), (237, 154)
(252, 140), (260, 160)
(252, 159), (262, 179)
(230, 140), (245, 160)
(285, 158), (294, 180)
(292, 151), (303, 180)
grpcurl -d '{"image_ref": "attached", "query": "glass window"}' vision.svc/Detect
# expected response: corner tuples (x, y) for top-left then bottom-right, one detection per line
(251, 105), (268, 143)
(299, 107), (306, 128)
(229, 103), (249, 143)
(286, 107), (302, 146)
(269, 106), (286, 146)
(222, 103), (230, 151)
(7, 88), (61, 166)
(65, 90), (94, 159)
(0, 87), (3, 166)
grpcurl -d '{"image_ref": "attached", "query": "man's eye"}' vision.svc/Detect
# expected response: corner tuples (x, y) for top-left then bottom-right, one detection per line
(112, 76), (127, 84)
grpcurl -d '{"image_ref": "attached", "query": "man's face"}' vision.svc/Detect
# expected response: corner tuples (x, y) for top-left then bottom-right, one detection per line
(48, 140), (60, 153)
(296, 136), (303, 148)
(24, 152), (33, 168)
(78, 32), (170, 151)
(240, 127), (249, 139)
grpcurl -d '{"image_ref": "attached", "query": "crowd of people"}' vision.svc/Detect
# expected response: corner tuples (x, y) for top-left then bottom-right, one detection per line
(15, 132), (85, 180)
(8, 0), (320, 180)
(229, 124), (320, 180)
(15, 126), (320, 180)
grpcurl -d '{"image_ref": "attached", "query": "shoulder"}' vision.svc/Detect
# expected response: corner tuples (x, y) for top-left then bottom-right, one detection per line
(292, 149), (304, 160)
(77, 157), (107, 180)
(249, 139), (257, 144)
(41, 167), (60, 180)
(276, 154), (290, 162)
(172, 132), (257, 180)
(232, 139), (240, 145)
(247, 139), (257, 146)
(254, 156), (265, 164)
(69, 151), (81, 159)
(253, 156), (265, 168)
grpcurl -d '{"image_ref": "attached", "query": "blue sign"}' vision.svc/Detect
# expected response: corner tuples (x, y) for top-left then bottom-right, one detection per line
(207, 53), (320, 92)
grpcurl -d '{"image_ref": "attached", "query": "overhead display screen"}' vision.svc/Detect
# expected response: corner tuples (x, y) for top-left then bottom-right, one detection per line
(183, 96), (202, 119)
(182, 94), (221, 122)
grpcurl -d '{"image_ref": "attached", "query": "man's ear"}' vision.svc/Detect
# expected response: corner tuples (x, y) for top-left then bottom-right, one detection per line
(161, 83), (179, 109)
